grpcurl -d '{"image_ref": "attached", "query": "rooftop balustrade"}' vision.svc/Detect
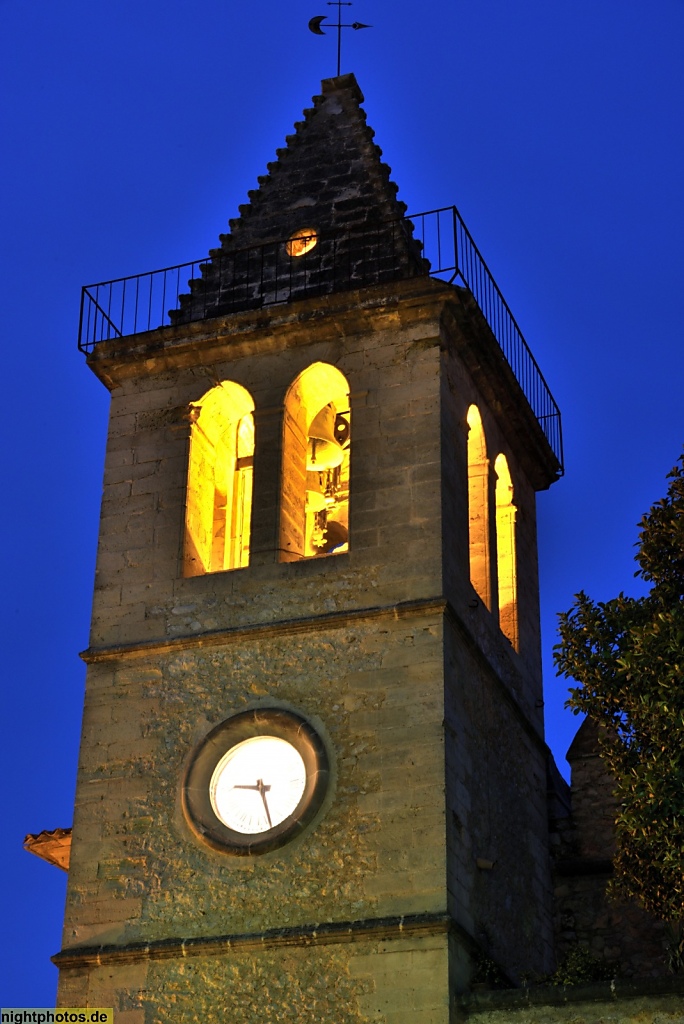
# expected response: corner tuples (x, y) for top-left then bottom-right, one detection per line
(78, 206), (563, 472)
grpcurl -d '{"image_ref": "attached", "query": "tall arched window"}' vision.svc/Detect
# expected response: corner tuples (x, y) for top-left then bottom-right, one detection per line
(466, 405), (491, 609)
(279, 362), (350, 562)
(494, 453), (518, 650)
(184, 381), (255, 577)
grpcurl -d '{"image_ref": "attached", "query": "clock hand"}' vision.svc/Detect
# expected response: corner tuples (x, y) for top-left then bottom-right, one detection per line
(233, 781), (273, 793)
(232, 780), (273, 828)
(256, 778), (273, 828)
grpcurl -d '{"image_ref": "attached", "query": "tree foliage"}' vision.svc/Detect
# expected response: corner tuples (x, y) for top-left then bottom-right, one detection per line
(554, 452), (684, 920)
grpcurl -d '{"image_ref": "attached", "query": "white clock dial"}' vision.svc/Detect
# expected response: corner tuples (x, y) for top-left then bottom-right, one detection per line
(209, 735), (307, 835)
(183, 708), (330, 854)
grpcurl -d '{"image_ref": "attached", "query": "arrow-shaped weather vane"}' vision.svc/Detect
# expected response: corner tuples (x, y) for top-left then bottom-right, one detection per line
(309, 1), (371, 78)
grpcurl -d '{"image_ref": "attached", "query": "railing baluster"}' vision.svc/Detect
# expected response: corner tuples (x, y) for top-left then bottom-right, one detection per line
(120, 280), (126, 337)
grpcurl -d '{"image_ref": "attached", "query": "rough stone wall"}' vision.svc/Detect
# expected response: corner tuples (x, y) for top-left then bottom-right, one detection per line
(61, 287), (456, 1017)
(551, 719), (668, 979)
(439, 313), (554, 981)
(63, 278), (563, 1015)
(60, 610), (449, 1016)
(563, 721), (617, 861)
(64, 613), (446, 949)
(58, 934), (452, 1024)
(89, 297), (444, 650)
(444, 618), (555, 982)
(439, 328), (545, 726)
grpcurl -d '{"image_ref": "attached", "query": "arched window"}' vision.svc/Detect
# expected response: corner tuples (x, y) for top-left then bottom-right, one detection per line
(466, 405), (491, 609)
(279, 362), (350, 562)
(184, 381), (255, 577)
(494, 453), (518, 650)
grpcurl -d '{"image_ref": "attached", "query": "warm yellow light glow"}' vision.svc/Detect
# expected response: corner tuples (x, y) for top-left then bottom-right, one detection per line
(184, 381), (255, 577)
(467, 405), (491, 610)
(279, 362), (350, 562)
(210, 736), (306, 834)
(494, 453), (518, 651)
(285, 227), (318, 257)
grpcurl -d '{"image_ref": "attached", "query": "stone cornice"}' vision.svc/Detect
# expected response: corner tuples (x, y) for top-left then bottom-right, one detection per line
(80, 596), (448, 664)
(53, 911), (452, 969)
(85, 276), (453, 389)
(81, 595), (548, 758)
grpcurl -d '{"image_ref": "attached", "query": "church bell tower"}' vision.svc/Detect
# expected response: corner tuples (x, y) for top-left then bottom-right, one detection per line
(56, 74), (563, 1021)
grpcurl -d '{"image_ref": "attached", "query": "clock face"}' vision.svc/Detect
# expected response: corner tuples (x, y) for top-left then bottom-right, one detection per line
(183, 708), (330, 855)
(210, 735), (307, 834)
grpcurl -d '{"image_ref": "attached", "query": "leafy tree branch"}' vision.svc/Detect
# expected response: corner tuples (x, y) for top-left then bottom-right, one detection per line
(554, 452), (684, 920)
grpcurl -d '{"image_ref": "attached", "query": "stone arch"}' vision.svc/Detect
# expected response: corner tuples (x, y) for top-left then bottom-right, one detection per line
(494, 452), (518, 650)
(279, 362), (350, 562)
(183, 381), (255, 577)
(466, 405), (491, 610)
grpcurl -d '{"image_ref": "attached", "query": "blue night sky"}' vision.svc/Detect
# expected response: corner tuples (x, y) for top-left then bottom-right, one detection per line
(1, 0), (683, 1005)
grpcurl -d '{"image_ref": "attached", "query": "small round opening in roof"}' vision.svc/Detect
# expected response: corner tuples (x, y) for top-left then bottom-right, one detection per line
(286, 227), (318, 257)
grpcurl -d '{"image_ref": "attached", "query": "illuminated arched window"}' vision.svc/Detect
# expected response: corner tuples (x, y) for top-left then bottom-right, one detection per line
(279, 362), (350, 562)
(466, 405), (491, 610)
(494, 453), (518, 650)
(184, 381), (255, 577)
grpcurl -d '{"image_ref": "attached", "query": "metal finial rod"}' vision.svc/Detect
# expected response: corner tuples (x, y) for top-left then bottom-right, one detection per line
(308, 2), (371, 77)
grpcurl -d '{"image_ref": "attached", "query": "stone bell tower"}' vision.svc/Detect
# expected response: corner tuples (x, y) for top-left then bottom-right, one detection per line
(56, 74), (563, 1022)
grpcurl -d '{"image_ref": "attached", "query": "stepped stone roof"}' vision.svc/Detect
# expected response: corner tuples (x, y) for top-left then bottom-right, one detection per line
(173, 74), (426, 322)
(219, 73), (411, 247)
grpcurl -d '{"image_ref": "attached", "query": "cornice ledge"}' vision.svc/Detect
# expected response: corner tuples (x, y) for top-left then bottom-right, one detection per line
(53, 911), (453, 969)
(85, 277), (454, 388)
(81, 596), (448, 663)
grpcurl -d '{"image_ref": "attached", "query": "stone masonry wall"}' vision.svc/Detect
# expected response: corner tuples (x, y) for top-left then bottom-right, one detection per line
(90, 293), (444, 651)
(551, 720), (668, 979)
(444, 617), (555, 982)
(60, 609), (449, 1019)
(438, 313), (554, 980)
(62, 279), (563, 1016)
(58, 933), (452, 1024)
(439, 335), (545, 725)
(64, 612), (447, 949)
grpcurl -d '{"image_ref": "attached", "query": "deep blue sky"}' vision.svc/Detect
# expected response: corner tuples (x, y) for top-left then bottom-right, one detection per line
(1, 0), (683, 1005)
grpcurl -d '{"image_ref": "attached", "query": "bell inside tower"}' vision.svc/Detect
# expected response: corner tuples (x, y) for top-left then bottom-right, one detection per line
(280, 361), (350, 561)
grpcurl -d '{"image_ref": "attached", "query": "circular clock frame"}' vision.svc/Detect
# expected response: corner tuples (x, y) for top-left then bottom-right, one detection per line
(182, 708), (330, 855)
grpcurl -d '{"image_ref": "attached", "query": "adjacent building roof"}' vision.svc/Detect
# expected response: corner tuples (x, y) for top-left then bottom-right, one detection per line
(24, 827), (72, 872)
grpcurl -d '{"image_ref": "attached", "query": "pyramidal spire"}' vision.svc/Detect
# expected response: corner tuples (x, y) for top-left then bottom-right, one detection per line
(221, 74), (410, 247)
(175, 75), (425, 321)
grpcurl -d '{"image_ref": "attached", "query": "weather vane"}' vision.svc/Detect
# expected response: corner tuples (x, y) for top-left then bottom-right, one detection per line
(308, 2), (371, 78)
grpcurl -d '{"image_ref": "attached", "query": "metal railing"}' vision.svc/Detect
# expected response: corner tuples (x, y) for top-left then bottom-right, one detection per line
(77, 218), (425, 350)
(78, 206), (563, 471)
